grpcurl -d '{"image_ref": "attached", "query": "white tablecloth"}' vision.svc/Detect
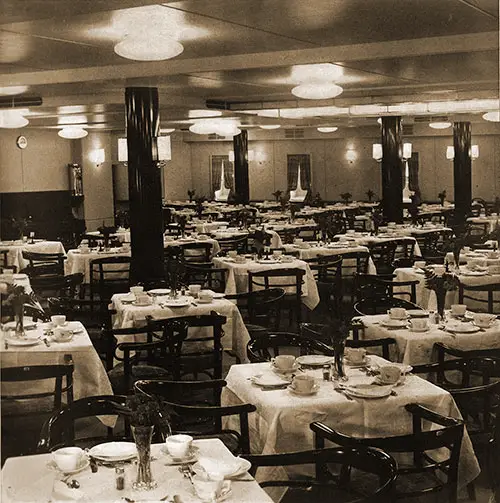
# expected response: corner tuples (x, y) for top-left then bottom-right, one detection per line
(65, 248), (131, 283)
(111, 293), (251, 363)
(1, 439), (272, 503)
(334, 233), (422, 259)
(213, 257), (320, 310)
(356, 313), (500, 365)
(1, 321), (112, 402)
(164, 236), (220, 256)
(0, 240), (66, 271)
(467, 216), (499, 233)
(222, 359), (479, 492)
(194, 221), (230, 233)
(85, 229), (131, 243)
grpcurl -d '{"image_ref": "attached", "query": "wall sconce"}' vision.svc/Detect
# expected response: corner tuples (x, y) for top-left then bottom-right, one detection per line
(402, 142), (412, 161)
(118, 138), (128, 162)
(90, 148), (105, 166)
(372, 143), (382, 162)
(345, 148), (357, 163)
(446, 145), (479, 160)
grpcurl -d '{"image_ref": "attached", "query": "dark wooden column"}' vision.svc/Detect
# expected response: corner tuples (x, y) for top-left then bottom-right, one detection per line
(233, 129), (250, 204)
(380, 117), (404, 223)
(126, 87), (164, 284)
(453, 122), (472, 226)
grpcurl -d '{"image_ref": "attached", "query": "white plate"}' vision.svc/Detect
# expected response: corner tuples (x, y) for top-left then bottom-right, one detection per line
(193, 458), (252, 480)
(162, 298), (191, 307)
(132, 300), (153, 307)
(88, 442), (137, 462)
(3, 319), (37, 330)
(148, 288), (171, 295)
(381, 319), (407, 329)
(343, 384), (393, 399)
(65, 322), (84, 334)
(296, 355), (333, 367)
(4, 335), (41, 346)
(256, 259), (279, 264)
(160, 445), (199, 465)
(251, 373), (292, 388)
(288, 384), (320, 396)
(460, 270), (488, 276)
(212, 292), (225, 299)
(445, 323), (480, 334)
(407, 309), (429, 318)
(47, 457), (90, 475)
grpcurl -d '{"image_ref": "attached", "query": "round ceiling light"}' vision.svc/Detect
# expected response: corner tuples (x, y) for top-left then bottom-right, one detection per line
(213, 122), (241, 137)
(160, 128), (175, 134)
(58, 127), (88, 139)
(259, 125), (281, 130)
(189, 110), (222, 118)
(114, 35), (183, 61)
(189, 120), (216, 135)
(429, 121), (452, 129)
(317, 127), (338, 133)
(291, 83), (343, 100)
(483, 111), (500, 122)
(0, 86), (29, 96)
(0, 109), (29, 128)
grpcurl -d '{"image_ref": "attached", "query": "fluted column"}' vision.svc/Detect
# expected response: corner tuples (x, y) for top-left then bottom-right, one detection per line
(380, 117), (404, 223)
(233, 130), (250, 204)
(126, 87), (164, 284)
(453, 122), (472, 226)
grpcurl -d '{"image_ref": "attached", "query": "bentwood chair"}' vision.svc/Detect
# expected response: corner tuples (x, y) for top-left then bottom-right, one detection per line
(458, 281), (500, 314)
(217, 235), (248, 254)
(241, 446), (397, 502)
(21, 250), (66, 277)
(89, 256), (131, 302)
(367, 241), (398, 275)
(312, 403), (464, 503)
(38, 395), (131, 452)
(179, 242), (212, 263)
(134, 379), (256, 455)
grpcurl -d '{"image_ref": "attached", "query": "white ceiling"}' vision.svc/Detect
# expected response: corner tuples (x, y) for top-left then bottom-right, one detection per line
(0, 0), (498, 132)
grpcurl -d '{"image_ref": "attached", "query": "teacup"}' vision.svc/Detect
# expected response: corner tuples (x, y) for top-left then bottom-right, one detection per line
(51, 315), (67, 327)
(389, 308), (407, 320)
(130, 285), (144, 297)
(192, 474), (231, 503)
(227, 250), (238, 259)
(410, 318), (428, 331)
(53, 447), (85, 472)
(291, 374), (315, 393)
(451, 304), (467, 317)
(346, 348), (366, 364)
(165, 434), (193, 459)
(272, 354), (296, 371)
(272, 250), (283, 258)
(53, 327), (74, 342)
(135, 293), (152, 306)
(199, 290), (214, 303)
(379, 365), (402, 385)
(189, 284), (201, 297)
(473, 313), (496, 328)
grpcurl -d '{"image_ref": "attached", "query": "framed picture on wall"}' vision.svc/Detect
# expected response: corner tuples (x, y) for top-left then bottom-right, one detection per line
(210, 155), (234, 201)
(287, 154), (312, 202)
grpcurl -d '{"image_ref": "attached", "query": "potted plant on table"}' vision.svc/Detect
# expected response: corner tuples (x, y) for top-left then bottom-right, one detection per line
(340, 192), (352, 205)
(187, 189), (196, 203)
(424, 268), (459, 322)
(272, 190), (283, 203)
(365, 189), (375, 203)
(126, 394), (172, 491)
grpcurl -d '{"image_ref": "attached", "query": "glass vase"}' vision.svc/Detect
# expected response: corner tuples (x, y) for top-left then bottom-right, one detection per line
(333, 341), (346, 381)
(14, 303), (25, 338)
(131, 425), (157, 491)
(435, 290), (446, 322)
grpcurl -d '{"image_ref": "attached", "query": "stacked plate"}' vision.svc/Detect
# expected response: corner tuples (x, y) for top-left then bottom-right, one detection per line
(88, 442), (137, 462)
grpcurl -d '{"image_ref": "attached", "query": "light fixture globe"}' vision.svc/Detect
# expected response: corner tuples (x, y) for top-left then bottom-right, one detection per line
(189, 120), (216, 135)
(317, 127), (338, 133)
(58, 127), (88, 139)
(291, 83), (343, 100)
(429, 121), (452, 129)
(0, 109), (29, 129)
(483, 111), (500, 122)
(114, 35), (183, 61)
(259, 125), (281, 130)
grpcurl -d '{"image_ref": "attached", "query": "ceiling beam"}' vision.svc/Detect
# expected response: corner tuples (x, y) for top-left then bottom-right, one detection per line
(1, 31), (497, 86)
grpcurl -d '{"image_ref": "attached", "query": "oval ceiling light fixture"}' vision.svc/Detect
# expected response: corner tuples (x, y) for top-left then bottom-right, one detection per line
(259, 125), (281, 130)
(483, 111), (500, 122)
(114, 34), (183, 61)
(291, 63), (343, 83)
(0, 85), (29, 96)
(213, 121), (241, 137)
(58, 126), (88, 139)
(189, 109), (222, 118)
(317, 127), (338, 133)
(257, 109), (279, 118)
(189, 120), (216, 135)
(0, 109), (29, 128)
(160, 128), (175, 134)
(429, 121), (452, 129)
(291, 83), (343, 100)
(280, 109), (306, 119)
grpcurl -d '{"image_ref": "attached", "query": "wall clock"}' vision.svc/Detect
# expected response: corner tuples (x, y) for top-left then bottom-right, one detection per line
(16, 135), (28, 149)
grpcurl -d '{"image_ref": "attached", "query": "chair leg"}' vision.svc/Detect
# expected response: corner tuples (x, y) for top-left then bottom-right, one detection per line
(466, 482), (476, 501)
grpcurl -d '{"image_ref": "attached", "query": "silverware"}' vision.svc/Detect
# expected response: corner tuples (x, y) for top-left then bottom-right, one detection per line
(334, 384), (354, 401)
(43, 337), (51, 347)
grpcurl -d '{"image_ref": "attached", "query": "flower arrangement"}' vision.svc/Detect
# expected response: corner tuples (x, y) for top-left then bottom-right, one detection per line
(311, 192), (324, 207)
(438, 190), (447, 206)
(340, 192), (352, 204)
(272, 190), (283, 202)
(279, 195), (289, 212)
(424, 268), (459, 319)
(11, 216), (29, 239)
(194, 195), (206, 217)
(366, 189), (375, 203)
(187, 189), (196, 202)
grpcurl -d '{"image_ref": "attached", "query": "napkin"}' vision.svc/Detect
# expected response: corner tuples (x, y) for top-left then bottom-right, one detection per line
(51, 481), (85, 501)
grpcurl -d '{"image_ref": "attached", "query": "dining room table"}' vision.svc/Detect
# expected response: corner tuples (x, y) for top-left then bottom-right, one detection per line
(1, 319), (113, 403)
(1, 438), (273, 503)
(164, 235), (221, 256)
(85, 228), (131, 244)
(212, 256), (320, 311)
(221, 355), (480, 496)
(111, 290), (251, 363)
(467, 214), (499, 233)
(0, 239), (66, 272)
(354, 309), (500, 365)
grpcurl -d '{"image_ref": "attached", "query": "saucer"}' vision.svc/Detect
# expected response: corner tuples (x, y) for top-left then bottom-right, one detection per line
(288, 383), (320, 396)
(271, 361), (300, 374)
(132, 300), (153, 307)
(160, 445), (199, 465)
(47, 457), (90, 475)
